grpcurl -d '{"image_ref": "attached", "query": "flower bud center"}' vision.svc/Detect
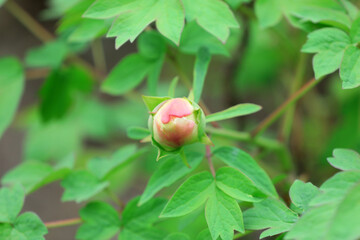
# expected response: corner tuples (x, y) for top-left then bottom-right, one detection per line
(160, 98), (193, 124)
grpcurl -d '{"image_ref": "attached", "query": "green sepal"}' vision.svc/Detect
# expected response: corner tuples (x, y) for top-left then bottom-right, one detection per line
(142, 95), (170, 112)
(140, 135), (152, 143)
(180, 149), (191, 168)
(157, 148), (172, 162)
(188, 90), (194, 101)
(200, 134), (213, 146)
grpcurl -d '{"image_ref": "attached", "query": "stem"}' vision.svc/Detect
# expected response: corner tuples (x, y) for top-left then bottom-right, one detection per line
(279, 53), (307, 142)
(5, 0), (54, 42)
(45, 218), (82, 229)
(206, 127), (282, 150)
(206, 145), (216, 177)
(206, 127), (294, 171)
(26, 68), (50, 80)
(106, 188), (124, 209)
(251, 77), (324, 138)
(5, 0), (105, 81)
(166, 50), (220, 128)
(91, 38), (107, 74)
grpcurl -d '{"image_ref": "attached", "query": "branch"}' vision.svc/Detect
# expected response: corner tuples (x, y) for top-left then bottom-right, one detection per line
(45, 217), (82, 229)
(4, 0), (54, 42)
(251, 77), (324, 138)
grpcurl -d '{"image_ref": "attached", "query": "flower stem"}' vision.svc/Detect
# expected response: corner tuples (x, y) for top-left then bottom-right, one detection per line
(45, 218), (82, 229)
(206, 145), (216, 177)
(251, 77), (324, 138)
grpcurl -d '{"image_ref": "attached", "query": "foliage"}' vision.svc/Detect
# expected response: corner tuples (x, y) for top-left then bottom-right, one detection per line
(1, 0), (360, 239)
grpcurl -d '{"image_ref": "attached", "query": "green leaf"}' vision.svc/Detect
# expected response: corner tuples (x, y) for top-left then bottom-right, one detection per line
(302, 28), (351, 80)
(327, 149), (360, 171)
(40, 65), (94, 122)
(205, 104), (262, 123)
(122, 197), (167, 228)
(255, 0), (283, 28)
(155, 0), (185, 45)
(84, 0), (184, 46)
(160, 172), (214, 218)
(25, 41), (68, 68)
(1, 161), (72, 194)
(139, 152), (204, 205)
(0, 57), (24, 139)
(244, 198), (298, 239)
(310, 171), (360, 206)
(289, 180), (319, 213)
(68, 19), (110, 43)
(61, 170), (109, 203)
(165, 232), (191, 240)
(87, 144), (138, 179)
(179, 21), (229, 56)
(225, 0), (251, 9)
(290, 0), (352, 30)
(0, 223), (12, 239)
(181, 0), (239, 43)
(196, 229), (212, 240)
(127, 127), (150, 140)
(285, 203), (335, 240)
(350, 16), (360, 43)
(213, 146), (278, 197)
(25, 118), (81, 162)
(302, 28), (350, 53)
(10, 212), (47, 240)
(193, 47), (211, 103)
(119, 224), (166, 240)
(0, 0), (6, 7)
(340, 45), (360, 89)
(76, 201), (120, 240)
(101, 54), (153, 95)
(216, 167), (266, 202)
(142, 95), (170, 112)
(0, 184), (24, 223)
(138, 31), (167, 60)
(326, 183), (360, 240)
(205, 188), (244, 240)
(138, 32), (167, 95)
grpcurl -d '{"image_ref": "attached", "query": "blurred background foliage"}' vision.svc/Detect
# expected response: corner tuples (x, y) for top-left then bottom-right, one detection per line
(0, 0), (360, 239)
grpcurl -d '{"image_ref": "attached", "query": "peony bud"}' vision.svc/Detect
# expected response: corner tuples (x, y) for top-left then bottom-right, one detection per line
(147, 97), (210, 153)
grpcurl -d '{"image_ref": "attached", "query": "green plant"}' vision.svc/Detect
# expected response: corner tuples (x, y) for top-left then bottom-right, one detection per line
(1, 0), (360, 239)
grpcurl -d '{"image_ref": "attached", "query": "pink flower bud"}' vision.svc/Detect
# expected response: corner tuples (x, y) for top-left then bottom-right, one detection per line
(151, 98), (199, 151)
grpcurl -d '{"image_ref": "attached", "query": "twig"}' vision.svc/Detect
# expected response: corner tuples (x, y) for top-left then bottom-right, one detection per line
(91, 38), (107, 74)
(26, 68), (50, 80)
(279, 53), (307, 142)
(5, 0), (104, 80)
(206, 145), (216, 177)
(45, 217), (82, 229)
(251, 77), (324, 138)
(4, 0), (54, 42)
(106, 188), (124, 210)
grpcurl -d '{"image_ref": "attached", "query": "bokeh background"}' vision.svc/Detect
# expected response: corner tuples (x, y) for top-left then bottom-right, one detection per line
(1, 0), (360, 239)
